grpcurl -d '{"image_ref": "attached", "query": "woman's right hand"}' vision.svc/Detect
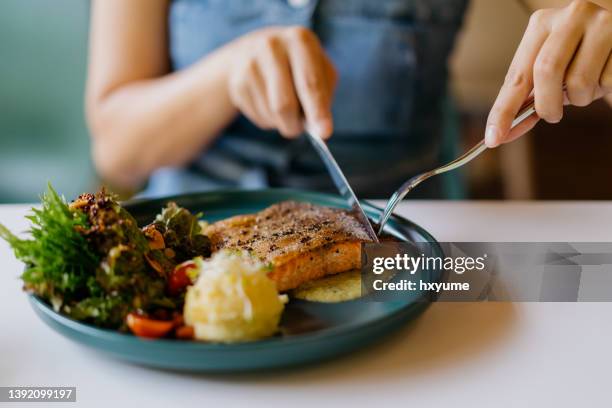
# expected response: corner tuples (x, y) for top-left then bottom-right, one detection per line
(227, 26), (338, 139)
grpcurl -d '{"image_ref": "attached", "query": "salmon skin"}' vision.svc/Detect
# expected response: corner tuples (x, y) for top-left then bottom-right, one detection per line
(204, 201), (372, 292)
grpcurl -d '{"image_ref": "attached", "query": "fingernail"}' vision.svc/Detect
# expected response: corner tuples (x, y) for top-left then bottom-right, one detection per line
(306, 121), (322, 138)
(320, 120), (333, 140)
(309, 119), (332, 140)
(485, 125), (500, 148)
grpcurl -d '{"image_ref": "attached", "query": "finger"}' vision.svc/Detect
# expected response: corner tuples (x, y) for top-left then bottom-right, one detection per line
(246, 62), (275, 130)
(241, 89), (274, 130)
(233, 61), (274, 130)
(258, 37), (303, 138)
(486, 9), (551, 148)
(599, 49), (612, 94)
(566, 10), (612, 106)
(533, 5), (586, 124)
(284, 27), (334, 139)
(502, 114), (541, 145)
(323, 53), (339, 94)
(229, 66), (268, 130)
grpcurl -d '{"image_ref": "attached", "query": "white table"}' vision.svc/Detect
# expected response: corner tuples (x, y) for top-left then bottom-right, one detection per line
(1, 201), (612, 408)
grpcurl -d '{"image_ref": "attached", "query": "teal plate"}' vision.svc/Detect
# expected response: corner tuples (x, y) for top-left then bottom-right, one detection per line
(29, 189), (442, 372)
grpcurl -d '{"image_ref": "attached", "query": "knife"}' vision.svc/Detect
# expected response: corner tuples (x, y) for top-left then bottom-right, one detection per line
(305, 128), (380, 243)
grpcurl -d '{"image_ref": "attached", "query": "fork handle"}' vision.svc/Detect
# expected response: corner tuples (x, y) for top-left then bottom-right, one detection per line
(376, 99), (537, 235)
(434, 99), (536, 175)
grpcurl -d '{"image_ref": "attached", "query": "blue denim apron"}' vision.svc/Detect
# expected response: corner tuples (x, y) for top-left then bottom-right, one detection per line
(144, 0), (468, 198)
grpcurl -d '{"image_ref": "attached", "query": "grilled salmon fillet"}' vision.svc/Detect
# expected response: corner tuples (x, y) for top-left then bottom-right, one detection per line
(204, 201), (372, 291)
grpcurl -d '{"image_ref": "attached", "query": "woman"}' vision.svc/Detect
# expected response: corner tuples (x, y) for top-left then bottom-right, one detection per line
(86, 0), (612, 198)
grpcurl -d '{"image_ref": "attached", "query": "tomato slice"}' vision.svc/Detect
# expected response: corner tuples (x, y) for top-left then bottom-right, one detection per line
(175, 325), (195, 340)
(126, 313), (174, 339)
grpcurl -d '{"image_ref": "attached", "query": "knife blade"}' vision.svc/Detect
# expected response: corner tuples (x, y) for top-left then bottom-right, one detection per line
(305, 128), (380, 243)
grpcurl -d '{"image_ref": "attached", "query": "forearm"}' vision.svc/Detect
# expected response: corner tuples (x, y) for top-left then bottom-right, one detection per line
(87, 45), (238, 190)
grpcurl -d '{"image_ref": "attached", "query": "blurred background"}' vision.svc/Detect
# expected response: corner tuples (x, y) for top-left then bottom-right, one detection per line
(0, 0), (94, 202)
(0, 0), (610, 203)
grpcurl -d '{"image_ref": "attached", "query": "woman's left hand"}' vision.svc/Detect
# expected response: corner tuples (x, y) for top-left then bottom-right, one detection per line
(486, 0), (612, 148)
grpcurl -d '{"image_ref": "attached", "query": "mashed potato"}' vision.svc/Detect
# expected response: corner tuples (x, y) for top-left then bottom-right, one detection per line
(184, 250), (287, 343)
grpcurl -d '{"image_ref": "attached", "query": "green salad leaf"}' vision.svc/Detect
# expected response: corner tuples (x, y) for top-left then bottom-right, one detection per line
(152, 202), (211, 262)
(0, 184), (208, 331)
(0, 184), (99, 310)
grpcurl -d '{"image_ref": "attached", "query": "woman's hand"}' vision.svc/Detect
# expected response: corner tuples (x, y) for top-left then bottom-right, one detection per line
(486, 0), (612, 148)
(228, 26), (337, 139)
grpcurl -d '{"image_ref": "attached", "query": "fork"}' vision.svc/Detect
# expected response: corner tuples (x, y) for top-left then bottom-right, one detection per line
(377, 98), (537, 236)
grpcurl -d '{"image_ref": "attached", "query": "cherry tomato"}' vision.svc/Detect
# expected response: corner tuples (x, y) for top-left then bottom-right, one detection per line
(167, 261), (197, 295)
(126, 313), (174, 339)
